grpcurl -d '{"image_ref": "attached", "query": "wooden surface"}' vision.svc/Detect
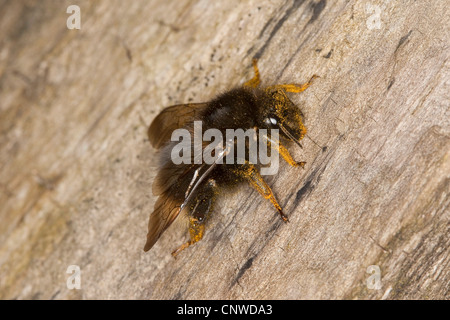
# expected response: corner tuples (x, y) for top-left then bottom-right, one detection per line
(0, 0), (448, 300)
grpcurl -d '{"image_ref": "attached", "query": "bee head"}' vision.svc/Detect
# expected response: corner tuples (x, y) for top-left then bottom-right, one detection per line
(260, 88), (307, 147)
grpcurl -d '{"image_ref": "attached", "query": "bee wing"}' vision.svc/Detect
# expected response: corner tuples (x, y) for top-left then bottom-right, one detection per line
(145, 163), (203, 251)
(144, 140), (232, 252)
(152, 135), (232, 196)
(152, 163), (196, 196)
(143, 188), (182, 252)
(148, 103), (208, 149)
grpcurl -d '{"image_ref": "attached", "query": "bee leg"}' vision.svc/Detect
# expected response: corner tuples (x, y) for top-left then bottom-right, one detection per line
(264, 135), (306, 168)
(266, 75), (319, 93)
(235, 163), (289, 222)
(171, 217), (205, 257)
(277, 142), (306, 168)
(243, 58), (261, 88)
(172, 179), (217, 257)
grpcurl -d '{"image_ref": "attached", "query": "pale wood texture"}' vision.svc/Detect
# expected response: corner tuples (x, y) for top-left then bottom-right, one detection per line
(0, 0), (448, 300)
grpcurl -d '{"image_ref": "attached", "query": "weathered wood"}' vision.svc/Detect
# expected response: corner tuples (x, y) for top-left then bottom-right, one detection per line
(0, 0), (448, 299)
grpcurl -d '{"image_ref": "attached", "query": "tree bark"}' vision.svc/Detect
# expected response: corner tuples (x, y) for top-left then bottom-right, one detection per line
(0, 0), (448, 299)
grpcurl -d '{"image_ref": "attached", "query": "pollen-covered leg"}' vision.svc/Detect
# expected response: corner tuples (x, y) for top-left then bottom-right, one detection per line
(263, 134), (306, 168)
(278, 142), (306, 168)
(243, 58), (261, 88)
(171, 219), (205, 257)
(171, 179), (218, 257)
(234, 163), (289, 222)
(266, 75), (319, 93)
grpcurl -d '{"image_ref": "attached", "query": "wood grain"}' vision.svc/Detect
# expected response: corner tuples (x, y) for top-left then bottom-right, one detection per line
(0, 0), (448, 299)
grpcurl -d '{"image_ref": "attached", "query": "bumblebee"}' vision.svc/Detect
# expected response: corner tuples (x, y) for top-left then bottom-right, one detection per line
(144, 59), (317, 256)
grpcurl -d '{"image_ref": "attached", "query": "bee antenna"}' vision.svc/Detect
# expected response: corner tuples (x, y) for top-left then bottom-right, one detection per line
(305, 134), (323, 149)
(280, 124), (303, 149)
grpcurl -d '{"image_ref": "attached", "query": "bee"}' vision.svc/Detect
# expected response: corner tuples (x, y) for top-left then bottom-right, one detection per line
(144, 59), (317, 256)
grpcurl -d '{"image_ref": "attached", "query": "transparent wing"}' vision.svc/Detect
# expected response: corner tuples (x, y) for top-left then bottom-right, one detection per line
(144, 140), (232, 252)
(144, 162), (205, 252)
(152, 163), (196, 196)
(143, 188), (183, 252)
(148, 103), (208, 149)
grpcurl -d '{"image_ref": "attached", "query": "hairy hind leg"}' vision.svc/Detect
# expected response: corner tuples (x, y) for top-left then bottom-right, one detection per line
(243, 58), (261, 88)
(233, 162), (289, 222)
(172, 179), (218, 257)
(266, 75), (319, 93)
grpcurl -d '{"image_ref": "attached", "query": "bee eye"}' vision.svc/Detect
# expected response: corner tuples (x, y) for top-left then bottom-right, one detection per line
(264, 117), (278, 126)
